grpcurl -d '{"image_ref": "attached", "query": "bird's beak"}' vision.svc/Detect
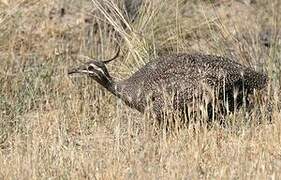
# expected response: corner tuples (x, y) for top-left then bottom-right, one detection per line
(68, 65), (87, 75)
(68, 68), (79, 74)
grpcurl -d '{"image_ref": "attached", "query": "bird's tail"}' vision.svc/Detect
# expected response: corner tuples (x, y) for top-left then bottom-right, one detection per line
(244, 70), (269, 90)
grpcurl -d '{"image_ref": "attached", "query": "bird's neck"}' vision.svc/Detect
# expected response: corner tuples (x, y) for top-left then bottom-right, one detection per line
(98, 76), (124, 100)
(96, 75), (138, 111)
(104, 78), (136, 108)
(98, 76), (117, 95)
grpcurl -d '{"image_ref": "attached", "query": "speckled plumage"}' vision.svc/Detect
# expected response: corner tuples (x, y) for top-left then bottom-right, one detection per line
(69, 53), (268, 121)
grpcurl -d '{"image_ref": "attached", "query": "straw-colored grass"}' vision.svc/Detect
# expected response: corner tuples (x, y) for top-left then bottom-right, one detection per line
(0, 0), (281, 179)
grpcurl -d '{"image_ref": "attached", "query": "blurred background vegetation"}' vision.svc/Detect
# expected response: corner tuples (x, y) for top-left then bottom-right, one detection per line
(0, 0), (281, 179)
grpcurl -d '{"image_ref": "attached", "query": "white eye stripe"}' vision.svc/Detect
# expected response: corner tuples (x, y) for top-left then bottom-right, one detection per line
(89, 63), (98, 69)
(89, 63), (105, 76)
(81, 70), (94, 74)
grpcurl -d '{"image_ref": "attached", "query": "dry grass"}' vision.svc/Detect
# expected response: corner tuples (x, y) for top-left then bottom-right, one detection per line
(0, 0), (281, 179)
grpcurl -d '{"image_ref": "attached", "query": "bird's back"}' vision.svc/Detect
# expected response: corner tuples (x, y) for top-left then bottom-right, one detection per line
(117, 53), (268, 114)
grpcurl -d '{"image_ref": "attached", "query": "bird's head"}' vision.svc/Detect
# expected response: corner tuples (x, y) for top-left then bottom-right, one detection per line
(68, 48), (120, 84)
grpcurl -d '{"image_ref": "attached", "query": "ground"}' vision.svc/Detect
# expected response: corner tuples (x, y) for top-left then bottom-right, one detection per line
(0, 0), (281, 179)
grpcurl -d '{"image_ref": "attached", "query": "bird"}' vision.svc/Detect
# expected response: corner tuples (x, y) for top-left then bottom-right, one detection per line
(68, 48), (268, 124)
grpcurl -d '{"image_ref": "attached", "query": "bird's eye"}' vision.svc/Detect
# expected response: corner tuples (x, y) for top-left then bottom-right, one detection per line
(88, 65), (95, 72)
